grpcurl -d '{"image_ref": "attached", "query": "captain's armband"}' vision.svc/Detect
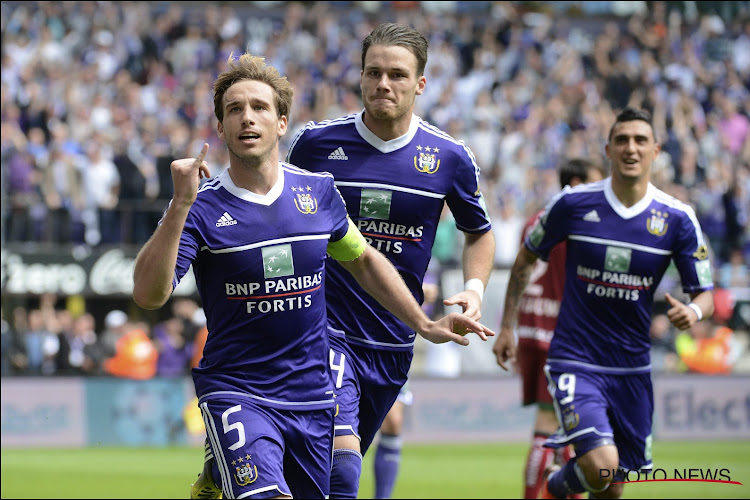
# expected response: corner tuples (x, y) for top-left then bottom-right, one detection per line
(327, 219), (367, 262)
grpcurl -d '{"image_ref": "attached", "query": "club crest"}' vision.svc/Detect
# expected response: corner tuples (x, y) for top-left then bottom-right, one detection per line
(294, 192), (318, 214)
(233, 455), (258, 486)
(414, 152), (440, 174)
(646, 209), (668, 236)
(562, 407), (580, 431)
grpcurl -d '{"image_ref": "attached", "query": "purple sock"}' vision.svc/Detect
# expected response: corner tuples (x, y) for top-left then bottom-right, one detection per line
(374, 434), (402, 499)
(548, 458), (586, 498)
(330, 448), (362, 499)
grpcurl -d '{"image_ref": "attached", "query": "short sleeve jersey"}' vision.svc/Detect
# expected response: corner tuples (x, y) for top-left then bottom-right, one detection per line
(525, 177), (713, 373)
(286, 111), (492, 350)
(172, 164), (350, 411)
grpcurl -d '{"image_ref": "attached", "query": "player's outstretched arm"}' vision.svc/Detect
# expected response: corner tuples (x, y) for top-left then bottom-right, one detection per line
(493, 245), (537, 370)
(133, 144), (211, 309)
(443, 231), (495, 321)
(338, 245), (494, 346)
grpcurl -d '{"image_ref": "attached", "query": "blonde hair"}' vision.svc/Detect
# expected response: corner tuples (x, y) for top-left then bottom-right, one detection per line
(213, 53), (293, 122)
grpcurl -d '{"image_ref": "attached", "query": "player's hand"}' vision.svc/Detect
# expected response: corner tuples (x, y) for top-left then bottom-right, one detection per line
(492, 327), (516, 371)
(420, 312), (495, 346)
(443, 289), (482, 335)
(443, 290), (482, 321)
(665, 292), (699, 331)
(170, 143), (211, 207)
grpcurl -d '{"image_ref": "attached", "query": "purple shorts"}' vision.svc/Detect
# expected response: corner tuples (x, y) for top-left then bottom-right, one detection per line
(329, 333), (412, 455)
(200, 398), (334, 499)
(543, 365), (654, 471)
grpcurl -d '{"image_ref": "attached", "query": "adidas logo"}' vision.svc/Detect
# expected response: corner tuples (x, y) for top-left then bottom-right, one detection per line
(583, 210), (601, 222)
(216, 212), (238, 227)
(328, 147), (348, 160)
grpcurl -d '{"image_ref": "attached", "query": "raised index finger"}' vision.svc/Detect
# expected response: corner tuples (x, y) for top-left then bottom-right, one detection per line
(195, 143), (209, 165)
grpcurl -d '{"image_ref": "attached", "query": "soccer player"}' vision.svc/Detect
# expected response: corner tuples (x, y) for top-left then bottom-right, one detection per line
(131, 53), (492, 500)
(286, 23), (501, 499)
(493, 107), (714, 499)
(497, 158), (605, 499)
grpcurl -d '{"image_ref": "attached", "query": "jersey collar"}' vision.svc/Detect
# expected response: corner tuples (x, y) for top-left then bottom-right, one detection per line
(219, 162), (284, 206)
(603, 176), (655, 219)
(354, 110), (420, 153)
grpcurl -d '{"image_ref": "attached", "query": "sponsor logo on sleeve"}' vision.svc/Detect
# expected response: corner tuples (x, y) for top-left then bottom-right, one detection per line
(693, 244), (709, 260)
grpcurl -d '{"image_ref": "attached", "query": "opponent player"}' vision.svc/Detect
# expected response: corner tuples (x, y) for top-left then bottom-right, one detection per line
(131, 53), (492, 499)
(286, 23), (500, 498)
(498, 158), (604, 499)
(493, 107), (714, 499)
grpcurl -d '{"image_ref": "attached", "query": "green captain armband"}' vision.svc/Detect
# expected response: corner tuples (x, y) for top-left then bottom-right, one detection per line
(327, 219), (367, 262)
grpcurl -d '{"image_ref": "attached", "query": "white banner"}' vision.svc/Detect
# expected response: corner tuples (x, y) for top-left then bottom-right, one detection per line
(1, 377), (86, 447)
(402, 375), (750, 443)
(652, 375), (750, 440)
(1, 374), (746, 447)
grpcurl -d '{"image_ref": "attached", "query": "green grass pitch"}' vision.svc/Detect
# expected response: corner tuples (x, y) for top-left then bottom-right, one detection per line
(2, 441), (748, 498)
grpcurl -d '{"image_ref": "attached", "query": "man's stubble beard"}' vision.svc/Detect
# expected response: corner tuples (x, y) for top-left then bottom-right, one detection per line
(226, 137), (279, 169)
(365, 102), (409, 123)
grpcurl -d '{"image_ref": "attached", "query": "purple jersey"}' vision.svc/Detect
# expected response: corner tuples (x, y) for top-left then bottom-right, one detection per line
(286, 111), (492, 350)
(172, 164), (350, 411)
(526, 178), (713, 373)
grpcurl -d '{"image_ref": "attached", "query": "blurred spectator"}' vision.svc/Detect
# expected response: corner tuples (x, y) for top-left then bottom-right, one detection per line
(102, 312), (157, 380)
(170, 297), (202, 343)
(675, 321), (744, 374)
(712, 287), (738, 327)
(693, 174), (728, 261)
(716, 92), (749, 156)
(650, 313), (678, 373)
(99, 309), (130, 359)
(79, 135), (121, 245)
(119, 120), (161, 242)
(1, 307), (27, 375)
(491, 195), (525, 268)
(54, 311), (99, 375)
(723, 175), (749, 262)
(719, 248), (750, 289)
(152, 316), (193, 377)
(40, 144), (86, 244)
(23, 307), (59, 376)
(5, 146), (44, 242)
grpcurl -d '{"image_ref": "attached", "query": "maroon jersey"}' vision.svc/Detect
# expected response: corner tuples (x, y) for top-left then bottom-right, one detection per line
(516, 210), (566, 348)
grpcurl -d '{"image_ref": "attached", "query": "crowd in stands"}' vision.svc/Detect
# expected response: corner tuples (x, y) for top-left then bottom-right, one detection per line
(1, 293), (208, 378)
(1, 1), (749, 375)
